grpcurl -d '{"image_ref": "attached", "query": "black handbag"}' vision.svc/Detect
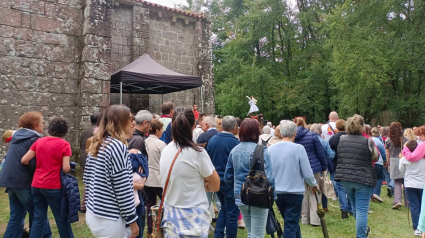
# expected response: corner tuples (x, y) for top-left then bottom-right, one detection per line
(241, 145), (274, 208)
(266, 207), (283, 238)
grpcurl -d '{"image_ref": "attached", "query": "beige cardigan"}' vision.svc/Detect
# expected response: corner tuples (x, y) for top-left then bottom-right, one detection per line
(145, 135), (166, 187)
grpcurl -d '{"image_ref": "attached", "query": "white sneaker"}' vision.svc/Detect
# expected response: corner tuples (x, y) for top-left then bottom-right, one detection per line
(414, 229), (421, 236)
(368, 209), (373, 214)
(332, 197), (338, 201)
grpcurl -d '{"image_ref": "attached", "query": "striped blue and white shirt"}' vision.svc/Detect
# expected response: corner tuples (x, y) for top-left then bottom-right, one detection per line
(83, 136), (138, 224)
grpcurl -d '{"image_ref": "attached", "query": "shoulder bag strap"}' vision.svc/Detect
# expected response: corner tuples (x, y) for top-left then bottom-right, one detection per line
(251, 145), (265, 171)
(327, 122), (336, 134)
(258, 145), (265, 171)
(250, 145), (261, 170)
(155, 148), (182, 230)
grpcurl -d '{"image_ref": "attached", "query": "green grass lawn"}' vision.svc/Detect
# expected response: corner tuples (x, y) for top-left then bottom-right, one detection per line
(0, 170), (418, 238)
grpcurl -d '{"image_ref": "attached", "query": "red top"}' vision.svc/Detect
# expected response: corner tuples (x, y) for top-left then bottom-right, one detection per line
(30, 137), (72, 189)
(193, 110), (199, 120)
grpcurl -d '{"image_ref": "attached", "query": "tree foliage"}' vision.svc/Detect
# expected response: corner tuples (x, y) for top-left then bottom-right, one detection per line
(195, 0), (425, 126)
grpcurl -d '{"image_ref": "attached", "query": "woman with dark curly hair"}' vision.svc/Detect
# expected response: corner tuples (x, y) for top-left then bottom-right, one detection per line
(21, 117), (74, 237)
(386, 122), (408, 210)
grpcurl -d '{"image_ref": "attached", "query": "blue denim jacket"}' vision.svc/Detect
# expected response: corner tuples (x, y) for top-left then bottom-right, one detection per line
(224, 142), (275, 200)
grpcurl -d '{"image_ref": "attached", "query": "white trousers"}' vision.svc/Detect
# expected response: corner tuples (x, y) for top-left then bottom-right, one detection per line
(86, 210), (127, 238)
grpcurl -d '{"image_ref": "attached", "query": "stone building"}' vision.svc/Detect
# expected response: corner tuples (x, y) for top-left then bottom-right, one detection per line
(0, 0), (214, 158)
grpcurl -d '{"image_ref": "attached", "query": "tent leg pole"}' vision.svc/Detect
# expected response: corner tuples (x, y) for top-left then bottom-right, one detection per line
(120, 82), (122, 104)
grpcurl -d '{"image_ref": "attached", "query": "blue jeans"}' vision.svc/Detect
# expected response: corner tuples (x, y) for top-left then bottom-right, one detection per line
(215, 183), (240, 238)
(238, 205), (268, 238)
(30, 187), (74, 238)
(135, 191), (145, 238)
(406, 187), (423, 230)
(4, 188), (52, 238)
(275, 194), (303, 238)
(383, 167), (394, 191)
(336, 181), (352, 213)
(373, 164), (384, 196)
(330, 172), (338, 197)
(342, 181), (373, 238)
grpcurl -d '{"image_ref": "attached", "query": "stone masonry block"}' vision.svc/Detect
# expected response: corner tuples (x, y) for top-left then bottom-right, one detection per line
(12, 76), (50, 92)
(80, 78), (102, 94)
(10, 0), (45, 14)
(102, 80), (110, 94)
(83, 19), (112, 37)
(49, 93), (78, 107)
(84, 4), (112, 22)
(19, 92), (50, 106)
(80, 93), (108, 107)
(0, 0), (10, 8)
(0, 25), (15, 38)
(13, 28), (33, 41)
(80, 106), (101, 116)
(31, 14), (82, 35)
(50, 78), (79, 93)
(0, 8), (21, 27)
(81, 62), (110, 80)
(0, 37), (16, 56)
(84, 34), (112, 52)
(22, 12), (31, 28)
(54, 62), (78, 79)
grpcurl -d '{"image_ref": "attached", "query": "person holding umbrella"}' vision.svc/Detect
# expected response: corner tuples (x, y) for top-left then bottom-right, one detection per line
(335, 114), (379, 238)
(268, 120), (318, 238)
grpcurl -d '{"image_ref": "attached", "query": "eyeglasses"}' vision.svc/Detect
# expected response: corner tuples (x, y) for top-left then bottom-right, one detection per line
(145, 120), (152, 127)
(130, 115), (135, 122)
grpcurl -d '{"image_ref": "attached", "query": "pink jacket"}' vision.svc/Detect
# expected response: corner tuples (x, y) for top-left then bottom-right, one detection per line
(402, 142), (425, 162)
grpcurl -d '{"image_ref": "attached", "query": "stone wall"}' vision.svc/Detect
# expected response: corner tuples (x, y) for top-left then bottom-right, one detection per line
(0, 0), (84, 158)
(0, 0), (214, 159)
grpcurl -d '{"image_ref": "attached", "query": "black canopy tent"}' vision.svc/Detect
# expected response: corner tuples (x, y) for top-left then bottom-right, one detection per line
(111, 54), (203, 107)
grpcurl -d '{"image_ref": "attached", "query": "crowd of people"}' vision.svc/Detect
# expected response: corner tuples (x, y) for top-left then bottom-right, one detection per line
(1, 102), (425, 238)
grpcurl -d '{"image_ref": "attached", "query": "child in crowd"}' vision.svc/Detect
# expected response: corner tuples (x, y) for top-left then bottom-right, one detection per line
(21, 118), (74, 238)
(399, 140), (425, 237)
(1, 130), (15, 168)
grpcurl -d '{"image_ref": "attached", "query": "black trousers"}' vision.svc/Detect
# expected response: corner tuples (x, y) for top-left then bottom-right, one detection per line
(145, 186), (163, 234)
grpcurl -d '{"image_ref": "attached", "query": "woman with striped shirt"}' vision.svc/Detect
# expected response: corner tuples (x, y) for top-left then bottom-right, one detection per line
(84, 105), (140, 238)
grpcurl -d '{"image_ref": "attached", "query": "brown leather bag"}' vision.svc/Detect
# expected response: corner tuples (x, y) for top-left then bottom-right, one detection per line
(152, 148), (182, 238)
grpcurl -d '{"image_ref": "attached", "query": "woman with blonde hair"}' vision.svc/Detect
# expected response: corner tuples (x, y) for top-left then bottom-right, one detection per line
(335, 114), (378, 237)
(84, 105), (140, 238)
(267, 125), (283, 147)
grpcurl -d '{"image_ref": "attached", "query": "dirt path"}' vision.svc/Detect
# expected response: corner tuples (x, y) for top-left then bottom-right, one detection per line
(0, 212), (86, 234)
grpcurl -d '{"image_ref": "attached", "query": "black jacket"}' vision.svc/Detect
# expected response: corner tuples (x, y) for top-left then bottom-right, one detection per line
(328, 132), (347, 172)
(0, 129), (42, 189)
(197, 128), (219, 147)
(335, 134), (377, 187)
(128, 129), (148, 159)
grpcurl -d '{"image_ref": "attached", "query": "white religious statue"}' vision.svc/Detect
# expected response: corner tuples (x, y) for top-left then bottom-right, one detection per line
(246, 96), (259, 116)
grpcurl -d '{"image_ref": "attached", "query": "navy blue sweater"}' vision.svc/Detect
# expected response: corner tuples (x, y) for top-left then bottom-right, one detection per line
(197, 129), (219, 146)
(294, 126), (328, 174)
(206, 132), (240, 181)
